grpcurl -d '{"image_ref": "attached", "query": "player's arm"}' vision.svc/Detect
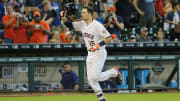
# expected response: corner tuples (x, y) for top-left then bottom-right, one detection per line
(103, 36), (112, 44)
(61, 16), (74, 30)
(60, 11), (83, 30)
(98, 36), (112, 47)
(90, 36), (112, 52)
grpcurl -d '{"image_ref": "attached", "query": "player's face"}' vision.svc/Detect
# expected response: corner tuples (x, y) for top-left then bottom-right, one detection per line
(82, 8), (91, 21)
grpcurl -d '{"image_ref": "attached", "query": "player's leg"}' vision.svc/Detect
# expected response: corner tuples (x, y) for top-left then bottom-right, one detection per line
(86, 61), (106, 101)
(87, 49), (117, 101)
(93, 49), (118, 81)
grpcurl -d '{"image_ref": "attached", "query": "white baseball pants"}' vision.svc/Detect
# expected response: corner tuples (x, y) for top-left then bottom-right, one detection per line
(86, 49), (117, 93)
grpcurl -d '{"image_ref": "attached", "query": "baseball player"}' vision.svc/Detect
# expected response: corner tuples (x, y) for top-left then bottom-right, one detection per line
(61, 6), (122, 101)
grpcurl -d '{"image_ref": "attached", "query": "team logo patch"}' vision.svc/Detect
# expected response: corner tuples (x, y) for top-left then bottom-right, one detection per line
(102, 30), (107, 34)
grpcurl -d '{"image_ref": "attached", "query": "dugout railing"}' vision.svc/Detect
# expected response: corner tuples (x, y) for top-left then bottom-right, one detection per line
(0, 55), (180, 93)
(0, 42), (180, 57)
(0, 42), (180, 93)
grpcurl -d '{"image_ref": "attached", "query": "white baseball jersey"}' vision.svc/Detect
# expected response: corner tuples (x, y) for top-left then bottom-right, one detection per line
(73, 20), (118, 93)
(73, 20), (111, 51)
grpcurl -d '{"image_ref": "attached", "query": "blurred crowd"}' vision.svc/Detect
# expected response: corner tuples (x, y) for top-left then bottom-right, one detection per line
(0, 0), (180, 44)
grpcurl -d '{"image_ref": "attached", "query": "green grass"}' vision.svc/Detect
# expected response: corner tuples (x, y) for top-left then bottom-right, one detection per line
(0, 93), (180, 101)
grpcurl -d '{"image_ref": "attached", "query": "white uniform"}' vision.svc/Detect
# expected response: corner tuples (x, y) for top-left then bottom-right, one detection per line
(73, 20), (117, 93)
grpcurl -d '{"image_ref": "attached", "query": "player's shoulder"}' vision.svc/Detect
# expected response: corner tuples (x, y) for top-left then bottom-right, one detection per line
(73, 20), (85, 24)
(93, 20), (103, 27)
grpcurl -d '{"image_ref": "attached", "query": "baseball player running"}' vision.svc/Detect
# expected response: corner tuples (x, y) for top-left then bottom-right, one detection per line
(61, 6), (122, 101)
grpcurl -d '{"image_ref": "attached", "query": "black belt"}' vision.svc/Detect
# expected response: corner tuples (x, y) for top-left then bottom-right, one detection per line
(87, 49), (101, 52)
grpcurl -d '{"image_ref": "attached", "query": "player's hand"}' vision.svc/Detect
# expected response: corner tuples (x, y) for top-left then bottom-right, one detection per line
(90, 44), (100, 52)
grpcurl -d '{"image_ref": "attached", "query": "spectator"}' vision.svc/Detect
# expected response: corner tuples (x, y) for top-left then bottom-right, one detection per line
(133, 0), (155, 28)
(36, 0), (43, 6)
(0, 38), (4, 44)
(127, 34), (137, 42)
(74, 0), (83, 19)
(163, 0), (173, 31)
(90, 0), (100, 14)
(27, 11), (52, 43)
(155, 29), (169, 42)
(111, 33), (120, 43)
(114, 0), (134, 26)
(49, 31), (61, 43)
(166, 2), (180, 41)
(0, 0), (9, 40)
(24, 6), (35, 22)
(60, 63), (79, 90)
(93, 11), (104, 24)
(14, 0), (25, 13)
(39, 0), (61, 32)
(155, 0), (164, 20)
(104, 6), (124, 40)
(61, 0), (82, 21)
(65, 31), (73, 43)
(40, 0), (57, 25)
(50, 0), (62, 33)
(59, 25), (72, 43)
(14, 11), (29, 43)
(61, 0), (72, 8)
(92, 3), (107, 24)
(99, 79), (117, 93)
(163, 0), (173, 17)
(24, 0), (36, 7)
(137, 27), (152, 42)
(60, 25), (68, 43)
(2, 4), (16, 44)
(71, 32), (82, 43)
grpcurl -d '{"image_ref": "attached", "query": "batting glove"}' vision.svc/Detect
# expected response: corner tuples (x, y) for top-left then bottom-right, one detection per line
(90, 44), (100, 52)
